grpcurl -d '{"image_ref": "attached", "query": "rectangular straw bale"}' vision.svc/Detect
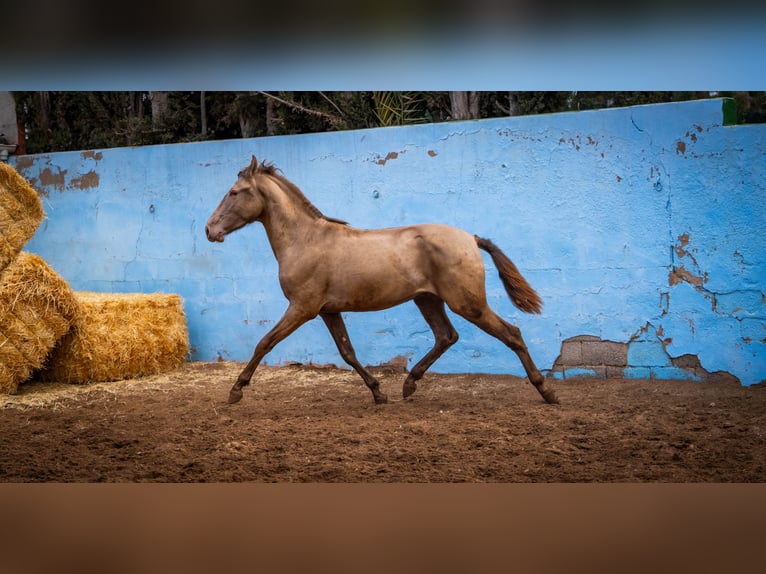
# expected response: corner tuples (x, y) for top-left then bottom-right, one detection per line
(39, 292), (189, 384)
(0, 162), (45, 273)
(0, 252), (80, 394)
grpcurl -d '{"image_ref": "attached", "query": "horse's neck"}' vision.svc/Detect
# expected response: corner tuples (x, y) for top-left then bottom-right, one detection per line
(259, 178), (321, 261)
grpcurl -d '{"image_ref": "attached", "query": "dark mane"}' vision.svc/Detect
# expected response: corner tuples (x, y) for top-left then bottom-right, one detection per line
(248, 160), (347, 225)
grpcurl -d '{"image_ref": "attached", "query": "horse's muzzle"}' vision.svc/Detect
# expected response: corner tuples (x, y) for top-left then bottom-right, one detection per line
(205, 223), (225, 243)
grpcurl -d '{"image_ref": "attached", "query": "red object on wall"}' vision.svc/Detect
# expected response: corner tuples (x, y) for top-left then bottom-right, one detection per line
(16, 121), (25, 155)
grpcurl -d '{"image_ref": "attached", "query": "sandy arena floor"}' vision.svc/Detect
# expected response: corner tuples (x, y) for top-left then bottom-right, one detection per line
(1, 362), (764, 482)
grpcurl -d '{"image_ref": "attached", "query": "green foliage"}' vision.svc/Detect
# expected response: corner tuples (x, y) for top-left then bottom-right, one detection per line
(372, 92), (428, 126)
(12, 91), (766, 155)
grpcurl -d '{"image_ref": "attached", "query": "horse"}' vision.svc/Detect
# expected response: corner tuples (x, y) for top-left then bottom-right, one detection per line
(205, 156), (559, 406)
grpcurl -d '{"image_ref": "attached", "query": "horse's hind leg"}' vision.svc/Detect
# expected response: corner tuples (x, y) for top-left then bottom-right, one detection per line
(464, 308), (559, 404)
(403, 294), (459, 398)
(321, 312), (388, 404)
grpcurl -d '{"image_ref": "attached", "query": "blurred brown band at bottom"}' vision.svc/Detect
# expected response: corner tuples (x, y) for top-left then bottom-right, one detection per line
(0, 484), (763, 574)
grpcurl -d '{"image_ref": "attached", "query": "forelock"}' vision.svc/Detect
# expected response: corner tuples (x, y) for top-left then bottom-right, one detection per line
(238, 159), (278, 179)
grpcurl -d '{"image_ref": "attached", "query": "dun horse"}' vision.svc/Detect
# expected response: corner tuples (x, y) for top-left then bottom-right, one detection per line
(206, 156), (558, 406)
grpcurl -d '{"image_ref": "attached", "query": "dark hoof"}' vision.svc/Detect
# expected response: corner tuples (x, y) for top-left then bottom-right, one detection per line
(374, 393), (388, 405)
(228, 387), (244, 404)
(402, 380), (417, 398)
(540, 387), (559, 405)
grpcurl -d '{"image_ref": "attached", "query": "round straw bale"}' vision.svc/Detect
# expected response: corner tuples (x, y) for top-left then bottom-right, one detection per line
(0, 163), (45, 273)
(0, 252), (80, 394)
(39, 292), (189, 384)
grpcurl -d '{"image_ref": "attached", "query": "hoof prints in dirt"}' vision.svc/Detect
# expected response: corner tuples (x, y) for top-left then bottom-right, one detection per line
(1, 363), (765, 482)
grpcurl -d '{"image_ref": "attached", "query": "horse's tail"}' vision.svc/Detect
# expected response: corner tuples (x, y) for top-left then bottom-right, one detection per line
(475, 236), (543, 314)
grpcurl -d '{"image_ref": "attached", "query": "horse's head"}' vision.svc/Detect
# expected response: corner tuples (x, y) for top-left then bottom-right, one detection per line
(206, 155), (266, 243)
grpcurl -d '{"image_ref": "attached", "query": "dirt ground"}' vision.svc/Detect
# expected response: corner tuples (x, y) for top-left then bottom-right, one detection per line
(1, 362), (764, 482)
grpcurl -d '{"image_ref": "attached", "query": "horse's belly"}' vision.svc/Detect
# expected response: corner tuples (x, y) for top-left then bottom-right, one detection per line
(319, 256), (433, 312)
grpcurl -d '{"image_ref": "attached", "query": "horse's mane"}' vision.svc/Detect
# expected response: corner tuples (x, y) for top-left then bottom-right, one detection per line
(243, 160), (347, 225)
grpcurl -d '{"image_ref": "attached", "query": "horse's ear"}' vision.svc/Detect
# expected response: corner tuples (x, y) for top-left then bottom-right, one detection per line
(247, 155), (259, 175)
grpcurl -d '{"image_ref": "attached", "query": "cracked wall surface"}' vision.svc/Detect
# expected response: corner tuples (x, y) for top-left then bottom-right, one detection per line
(551, 325), (738, 383)
(11, 98), (766, 385)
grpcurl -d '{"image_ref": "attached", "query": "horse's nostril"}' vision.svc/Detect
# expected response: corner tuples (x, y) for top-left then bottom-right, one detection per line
(205, 223), (225, 243)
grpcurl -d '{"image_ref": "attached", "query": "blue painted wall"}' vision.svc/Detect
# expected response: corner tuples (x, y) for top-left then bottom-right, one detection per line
(11, 98), (766, 385)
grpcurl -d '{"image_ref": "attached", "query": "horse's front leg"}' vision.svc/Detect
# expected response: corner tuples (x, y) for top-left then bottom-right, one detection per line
(321, 312), (388, 404)
(229, 305), (313, 404)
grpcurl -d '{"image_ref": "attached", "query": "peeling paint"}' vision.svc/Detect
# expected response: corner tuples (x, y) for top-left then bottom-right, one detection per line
(671, 232), (710, 288)
(675, 232), (691, 259)
(675, 140), (686, 154)
(70, 170), (100, 190)
(376, 151), (400, 165)
(669, 265), (706, 286)
(38, 167), (67, 191)
(660, 292), (670, 313)
(81, 150), (103, 161)
(625, 323), (736, 383)
(13, 156), (35, 169)
(548, 326), (737, 383)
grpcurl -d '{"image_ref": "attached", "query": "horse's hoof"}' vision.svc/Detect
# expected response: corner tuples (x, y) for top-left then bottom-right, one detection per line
(541, 388), (559, 405)
(402, 380), (417, 398)
(228, 388), (244, 404)
(374, 393), (388, 405)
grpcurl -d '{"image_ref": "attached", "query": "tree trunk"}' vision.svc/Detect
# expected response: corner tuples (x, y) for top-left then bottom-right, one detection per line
(239, 112), (257, 138)
(266, 96), (277, 136)
(449, 91), (480, 120)
(507, 92), (520, 116)
(125, 92), (143, 146)
(148, 91), (169, 129)
(200, 91), (207, 137)
(38, 91), (51, 133)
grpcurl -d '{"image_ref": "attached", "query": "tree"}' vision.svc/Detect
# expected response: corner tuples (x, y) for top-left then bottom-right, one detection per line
(148, 91), (169, 130)
(449, 91), (480, 120)
(200, 91), (207, 137)
(11, 91), (765, 155)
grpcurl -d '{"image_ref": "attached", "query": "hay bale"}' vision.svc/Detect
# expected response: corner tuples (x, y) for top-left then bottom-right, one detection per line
(39, 292), (189, 384)
(0, 252), (80, 394)
(0, 162), (45, 273)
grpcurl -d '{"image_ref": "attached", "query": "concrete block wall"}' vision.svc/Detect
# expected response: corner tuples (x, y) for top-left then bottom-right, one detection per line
(551, 327), (737, 382)
(10, 98), (766, 385)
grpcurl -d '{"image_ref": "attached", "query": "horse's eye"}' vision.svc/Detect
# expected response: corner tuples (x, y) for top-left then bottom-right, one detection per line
(229, 190), (238, 197)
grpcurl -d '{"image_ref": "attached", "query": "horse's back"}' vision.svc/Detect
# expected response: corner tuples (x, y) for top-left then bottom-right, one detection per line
(371, 222), (488, 301)
(312, 222), (484, 313)
(403, 223), (483, 267)
(343, 222), (482, 270)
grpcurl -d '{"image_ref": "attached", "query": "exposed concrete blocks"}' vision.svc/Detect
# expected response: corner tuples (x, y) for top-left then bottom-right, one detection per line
(550, 335), (627, 379)
(548, 324), (740, 383)
(624, 324), (700, 381)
